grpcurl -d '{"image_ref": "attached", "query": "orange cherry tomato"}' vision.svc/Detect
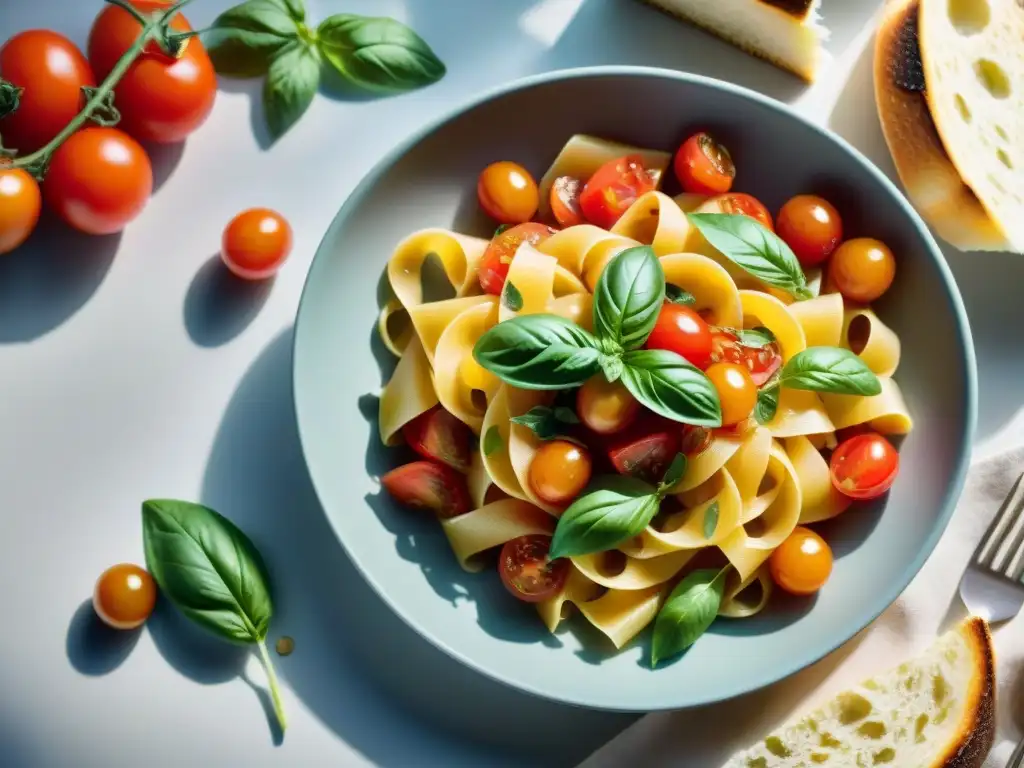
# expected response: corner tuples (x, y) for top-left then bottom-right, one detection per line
(528, 439), (592, 506)
(221, 208), (292, 280)
(0, 30), (95, 153)
(498, 534), (569, 603)
(769, 527), (833, 595)
(776, 195), (843, 267)
(477, 222), (555, 295)
(43, 126), (153, 235)
(706, 362), (756, 426)
(93, 563), (157, 629)
(477, 161), (539, 224)
(550, 175), (585, 227)
(0, 168), (42, 254)
(576, 376), (640, 435)
(719, 193), (774, 231)
(830, 433), (899, 500)
(674, 132), (736, 196)
(645, 303), (714, 370)
(88, 0), (216, 143)
(579, 154), (656, 230)
(828, 238), (896, 304)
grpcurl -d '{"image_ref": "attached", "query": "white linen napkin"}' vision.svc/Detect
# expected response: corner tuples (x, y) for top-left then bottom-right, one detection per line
(579, 446), (1024, 768)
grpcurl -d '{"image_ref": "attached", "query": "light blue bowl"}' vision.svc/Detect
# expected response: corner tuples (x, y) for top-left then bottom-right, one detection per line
(293, 67), (976, 711)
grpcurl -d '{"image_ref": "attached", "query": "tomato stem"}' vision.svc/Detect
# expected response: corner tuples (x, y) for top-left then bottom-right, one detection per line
(105, 0), (148, 26)
(257, 639), (288, 733)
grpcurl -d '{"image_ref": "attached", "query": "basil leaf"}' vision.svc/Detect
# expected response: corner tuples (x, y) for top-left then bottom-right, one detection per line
(549, 476), (660, 558)
(619, 349), (722, 427)
(599, 353), (624, 383)
(510, 405), (579, 441)
(702, 502), (720, 540)
(755, 385), (779, 424)
(473, 314), (601, 390)
(277, 0), (305, 21)
(263, 40), (320, 140)
(735, 326), (776, 348)
(142, 500), (273, 643)
(206, 0), (299, 77)
(660, 453), (686, 490)
(665, 284), (696, 307)
(494, 224), (510, 237)
(318, 14), (446, 92)
(780, 347), (882, 396)
(483, 425), (502, 456)
(687, 213), (812, 299)
(651, 568), (726, 667)
(593, 246), (665, 351)
(502, 281), (523, 312)
(553, 406), (580, 425)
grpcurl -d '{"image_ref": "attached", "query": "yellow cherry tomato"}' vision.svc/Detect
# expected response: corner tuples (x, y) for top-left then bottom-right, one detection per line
(528, 439), (592, 506)
(577, 376), (640, 435)
(477, 161), (539, 225)
(706, 362), (757, 426)
(769, 527), (833, 595)
(828, 238), (896, 303)
(93, 563), (157, 629)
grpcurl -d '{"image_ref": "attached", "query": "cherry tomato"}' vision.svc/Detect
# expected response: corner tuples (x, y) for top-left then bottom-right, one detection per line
(529, 440), (592, 506)
(477, 161), (539, 224)
(0, 30), (95, 154)
(706, 362), (756, 426)
(769, 527), (833, 596)
(43, 126), (152, 235)
(680, 424), (712, 458)
(830, 433), (899, 500)
(381, 460), (471, 518)
(674, 132), (736, 196)
(477, 222), (555, 295)
(828, 238), (896, 304)
(402, 405), (472, 473)
(88, 0), (216, 143)
(608, 428), (681, 485)
(221, 208), (292, 280)
(550, 175), (584, 227)
(718, 193), (774, 231)
(776, 195), (843, 267)
(576, 376), (640, 435)
(498, 534), (569, 603)
(710, 329), (783, 387)
(93, 563), (157, 630)
(0, 168), (42, 254)
(645, 303), (714, 369)
(579, 154), (656, 230)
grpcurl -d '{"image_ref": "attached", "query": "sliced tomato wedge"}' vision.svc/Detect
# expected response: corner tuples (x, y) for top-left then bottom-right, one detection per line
(718, 193), (774, 231)
(579, 154), (656, 230)
(550, 175), (585, 227)
(680, 424), (712, 457)
(710, 329), (783, 387)
(402, 405), (472, 472)
(498, 534), (569, 603)
(478, 222), (556, 295)
(381, 460), (471, 519)
(607, 419), (682, 485)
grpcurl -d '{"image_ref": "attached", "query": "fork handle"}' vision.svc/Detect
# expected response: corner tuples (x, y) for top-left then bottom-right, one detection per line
(1009, 734), (1024, 768)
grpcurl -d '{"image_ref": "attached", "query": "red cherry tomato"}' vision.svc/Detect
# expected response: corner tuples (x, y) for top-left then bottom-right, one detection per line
(830, 433), (899, 500)
(776, 195), (843, 267)
(402, 405), (472, 473)
(0, 30), (95, 154)
(88, 0), (217, 143)
(674, 132), (736, 196)
(769, 527), (833, 595)
(710, 329), (782, 387)
(645, 303), (714, 370)
(43, 126), (153, 235)
(477, 222), (555, 295)
(381, 460), (471, 518)
(579, 154), (656, 230)
(221, 208), (292, 280)
(550, 175), (585, 227)
(718, 193), (774, 231)
(498, 534), (569, 603)
(608, 427), (681, 485)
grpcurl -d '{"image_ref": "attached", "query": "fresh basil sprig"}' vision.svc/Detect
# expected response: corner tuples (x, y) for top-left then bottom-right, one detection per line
(510, 405), (580, 441)
(593, 245), (665, 351)
(620, 350), (721, 427)
(473, 314), (601, 389)
(687, 213), (813, 300)
(650, 567), (728, 667)
(206, 0), (445, 140)
(142, 500), (287, 732)
(755, 381), (780, 424)
(502, 281), (524, 313)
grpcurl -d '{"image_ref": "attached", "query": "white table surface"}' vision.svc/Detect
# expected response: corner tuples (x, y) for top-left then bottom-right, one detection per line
(1, 1), (1021, 766)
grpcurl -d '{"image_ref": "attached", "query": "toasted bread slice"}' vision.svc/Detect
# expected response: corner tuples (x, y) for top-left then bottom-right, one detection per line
(640, 0), (830, 82)
(724, 616), (995, 768)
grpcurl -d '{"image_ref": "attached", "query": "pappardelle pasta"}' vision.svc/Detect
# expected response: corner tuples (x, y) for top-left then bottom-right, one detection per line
(376, 132), (912, 667)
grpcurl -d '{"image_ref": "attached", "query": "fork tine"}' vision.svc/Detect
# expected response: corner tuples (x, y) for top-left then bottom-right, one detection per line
(975, 472), (1024, 569)
(1005, 486), (1024, 581)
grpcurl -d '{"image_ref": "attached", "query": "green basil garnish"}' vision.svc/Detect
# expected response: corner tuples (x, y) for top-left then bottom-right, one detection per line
(205, 0), (300, 77)
(263, 40), (321, 140)
(510, 405), (579, 440)
(735, 326), (776, 348)
(619, 350), (722, 427)
(779, 347), (881, 396)
(659, 452), (687, 491)
(702, 501), (720, 540)
(502, 280), (524, 312)
(482, 425), (502, 456)
(593, 245), (665, 351)
(687, 213), (812, 300)
(142, 499), (287, 731)
(665, 284), (696, 306)
(473, 314), (601, 390)
(549, 476), (660, 558)
(650, 568), (727, 667)
(755, 385), (780, 424)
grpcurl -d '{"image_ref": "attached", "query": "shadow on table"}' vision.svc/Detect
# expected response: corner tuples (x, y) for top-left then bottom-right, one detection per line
(65, 599), (142, 676)
(187, 327), (633, 767)
(183, 255), (274, 347)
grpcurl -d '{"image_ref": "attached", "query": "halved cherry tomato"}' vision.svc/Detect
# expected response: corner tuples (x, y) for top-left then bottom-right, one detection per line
(674, 132), (735, 196)
(608, 427), (681, 485)
(579, 154), (656, 230)
(769, 526), (833, 595)
(477, 161), (539, 224)
(478, 222), (556, 295)
(830, 433), (899, 500)
(221, 208), (292, 280)
(381, 460), (471, 518)
(645, 303), (714, 369)
(710, 329), (783, 387)
(718, 193), (773, 231)
(776, 194), (843, 267)
(828, 238), (896, 304)
(576, 376), (640, 435)
(706, 362), (757, 427)
(529, 440), (592, 506)
(402, 405), (472, 472)
(680, 424), (712, 458)
(93, 563), (157, 630)
(498, 534), (569, 603)
(0, 168), (42, 254)
(550, 175), (585, 227)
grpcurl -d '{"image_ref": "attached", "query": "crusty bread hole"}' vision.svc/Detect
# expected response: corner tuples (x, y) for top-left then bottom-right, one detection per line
(947, 0), (991, 35)
(974, 58), (1011, 98)
(954, 93), (973, 122)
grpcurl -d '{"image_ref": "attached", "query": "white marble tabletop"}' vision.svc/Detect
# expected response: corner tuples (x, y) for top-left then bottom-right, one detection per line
(1, 1), (1021, 766)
